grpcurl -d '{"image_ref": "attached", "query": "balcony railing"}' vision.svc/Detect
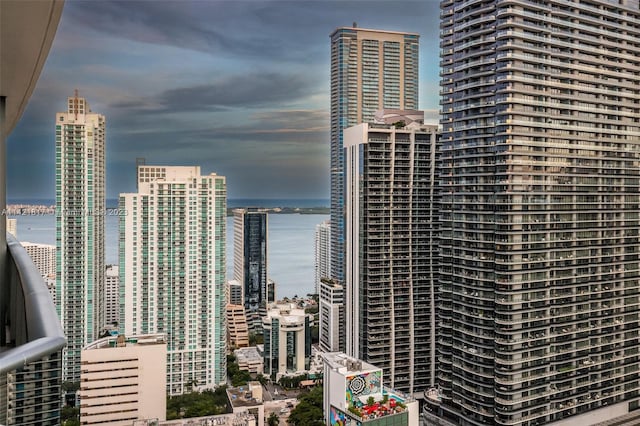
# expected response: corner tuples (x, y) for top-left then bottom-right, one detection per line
(0, 234), (66, 373)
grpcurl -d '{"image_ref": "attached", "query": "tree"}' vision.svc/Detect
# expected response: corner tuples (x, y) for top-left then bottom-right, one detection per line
(166, 387), (229, 420)
(288, 386), (324, 426)
(249, 332), (264, 345)
(61, 406), (79, 426)
(267, 412), (280, 426)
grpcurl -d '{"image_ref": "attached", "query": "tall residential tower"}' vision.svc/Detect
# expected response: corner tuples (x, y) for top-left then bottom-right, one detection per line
(314, 220), (331, 295)
(120, 166), (227, 395)
(330, 26), (419, 282)
(427, 1), (640, 425)
(56, 94), (106, 382)
(344, 114), (439, 397)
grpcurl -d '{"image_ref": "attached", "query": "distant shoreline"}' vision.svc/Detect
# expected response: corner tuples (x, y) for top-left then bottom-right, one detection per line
(226, 206), (329, 215)
(5, 204), (329, 216)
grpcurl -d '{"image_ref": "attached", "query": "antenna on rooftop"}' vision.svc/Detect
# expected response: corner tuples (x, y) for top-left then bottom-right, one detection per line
(353, 22), (357, 28)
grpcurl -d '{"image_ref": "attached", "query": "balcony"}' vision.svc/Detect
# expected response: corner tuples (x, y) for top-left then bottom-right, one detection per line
(1, 235), (66, 372)
(0, 235), (66, 423)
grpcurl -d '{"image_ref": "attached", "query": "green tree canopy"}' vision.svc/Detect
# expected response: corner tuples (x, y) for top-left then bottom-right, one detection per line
(288, 386), (324, 426)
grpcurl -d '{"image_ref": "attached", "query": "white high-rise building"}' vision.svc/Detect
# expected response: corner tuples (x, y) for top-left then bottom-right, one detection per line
(314, 220), (331, 295)
(23, 241), (57, 305)
(22, 242), (56, 278)
(120, 165), (227, 395)
(319, 279), (344, 353)
(56, 93), (106, 382)
(104, 265), (119, 327)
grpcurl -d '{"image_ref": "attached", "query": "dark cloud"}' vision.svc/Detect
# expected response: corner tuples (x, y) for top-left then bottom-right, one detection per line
(110, 72), (318, 113)
(8, 0), (441, 200)
(63, 1), (438, 63)
(64, 1), (277, 58)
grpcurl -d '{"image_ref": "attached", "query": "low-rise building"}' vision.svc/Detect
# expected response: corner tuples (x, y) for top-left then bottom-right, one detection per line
(80, 334), (167, 425)
(322, 352), (419, 426)
(262, 303), (312, 380)
(227, 279), (243, 306)
(226, 382), (264, 426)
(234, 346), (264, 375)
(227, 304), (250, 349)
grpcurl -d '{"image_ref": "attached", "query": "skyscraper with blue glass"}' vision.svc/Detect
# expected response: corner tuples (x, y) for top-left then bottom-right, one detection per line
(329, 26), (419, 283)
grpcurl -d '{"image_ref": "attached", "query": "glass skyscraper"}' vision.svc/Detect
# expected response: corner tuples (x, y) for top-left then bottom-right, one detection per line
(427, 1), (640, 425)
(233, 208), (268, 313)
(56, 94), (106, 382)
(329, 26), (419, 283)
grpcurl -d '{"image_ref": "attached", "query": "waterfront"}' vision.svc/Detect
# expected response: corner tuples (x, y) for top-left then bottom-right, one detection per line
(10, 212), (328, 299)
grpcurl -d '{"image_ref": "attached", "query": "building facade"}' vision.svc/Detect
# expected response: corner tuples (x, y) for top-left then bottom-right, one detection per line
(227, 304), (250, 349)
(227, 279), (244, 306)
(6, 218), (16, 238)
(80, 334), (167, 425)
(120, 166), (227, 395)
(104, 265), (119, 327)
(314, 220), (331, 295)
(428, 1), (640, 425)
(330, 26), (419, 282)
(319, 279), (345, 353)
(322, 352), (419, 426)
(233, 209), (268, 313)
(22, 242), (56, 278)
(344, 117), (439, 396)
(56, 94), (106, 382)
(262, 303), (312, 379)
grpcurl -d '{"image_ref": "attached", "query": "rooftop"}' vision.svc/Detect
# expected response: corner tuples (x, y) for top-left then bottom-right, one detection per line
(227, 382), (263, 408)
(83, 333), (167, 351)
(322, 352), (379, 375)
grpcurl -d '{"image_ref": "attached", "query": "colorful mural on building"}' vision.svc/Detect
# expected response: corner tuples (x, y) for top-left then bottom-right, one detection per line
(345, 370), (382, 405)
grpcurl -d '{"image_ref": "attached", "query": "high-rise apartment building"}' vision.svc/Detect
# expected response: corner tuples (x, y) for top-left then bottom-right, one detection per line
(314, 220), (331, 295)
(56, 93), (106, 382)
(22, 242), (56, 278)
(23, 241), (57, 306)
(344, 115), (438, 397)
(427, 1), (640, 425)
(233, 208), (268, 312)
(330, 26), (419, 282)
(104, 265), (119, 327)
(120, 165), (227, 395)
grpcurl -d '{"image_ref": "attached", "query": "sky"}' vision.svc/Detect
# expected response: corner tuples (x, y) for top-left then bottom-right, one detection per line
(8, 0), (441, 201)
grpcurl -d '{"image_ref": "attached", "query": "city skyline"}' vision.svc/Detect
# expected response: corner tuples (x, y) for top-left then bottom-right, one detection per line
(6, 0), (440, 202)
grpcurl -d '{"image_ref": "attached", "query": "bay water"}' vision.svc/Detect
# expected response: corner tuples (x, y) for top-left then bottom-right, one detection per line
(10, 211), (328, 299)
